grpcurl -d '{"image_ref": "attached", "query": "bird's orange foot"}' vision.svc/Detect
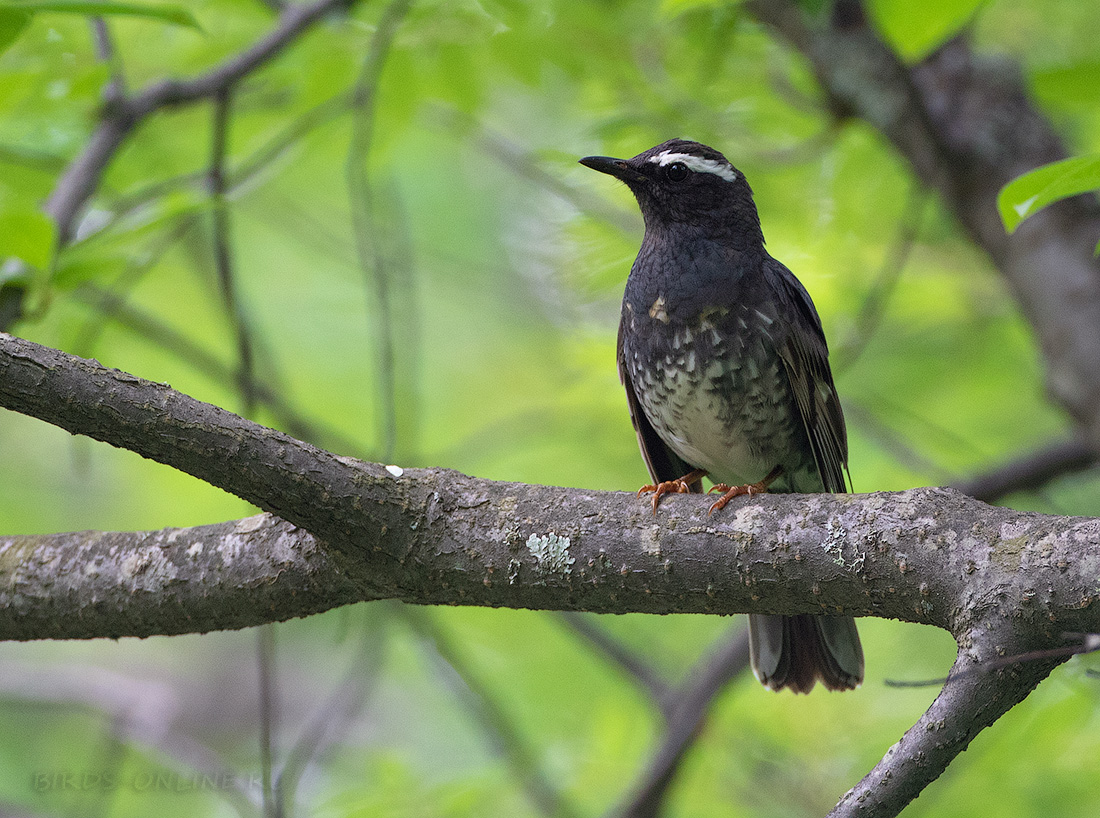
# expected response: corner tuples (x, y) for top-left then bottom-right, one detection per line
(638, 468), (707, 515)
(706, 466), (784, 515)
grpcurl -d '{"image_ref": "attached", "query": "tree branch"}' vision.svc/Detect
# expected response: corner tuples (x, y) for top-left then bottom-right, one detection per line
(45, 0), (353, 244)
(952, 437), (1098, 503)
(829, 628), (1063, 817)
(2, 331), (1098, 638)
(3, 332), (1100, 816)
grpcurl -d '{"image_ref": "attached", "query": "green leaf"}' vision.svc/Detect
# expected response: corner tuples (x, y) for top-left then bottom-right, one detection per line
(1031, 60), (1100, 110)
(0, 207), (56, 270)
(0, 0), (200, 30)
(866, 0), (985, 61)
(0, 9), (31, 54)
(997, 155), (1100, 234)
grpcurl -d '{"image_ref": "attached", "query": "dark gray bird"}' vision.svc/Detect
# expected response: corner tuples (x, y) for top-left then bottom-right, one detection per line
(580, 139), (863, 693)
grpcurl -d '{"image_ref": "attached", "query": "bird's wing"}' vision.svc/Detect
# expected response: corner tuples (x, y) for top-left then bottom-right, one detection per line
(764, 258), (849, 493)
(617, 313), (701, 488)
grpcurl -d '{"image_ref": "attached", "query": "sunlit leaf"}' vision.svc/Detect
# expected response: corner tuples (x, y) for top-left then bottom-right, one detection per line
(0, 0), (200, 29)
(998, 155), (1100, 234)
(866, 0), (985, 61)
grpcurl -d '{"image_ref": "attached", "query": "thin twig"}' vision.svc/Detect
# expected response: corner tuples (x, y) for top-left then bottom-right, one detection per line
(275, 611), (391, 810)
(885, 633), (1100, 688)
(96, 91), (354, 237)
(432, 105), (639, 235)
(834, 185), (928, 373)
(257, 625), (279, 818)
(210, 88), (259, 414)
(557, 613), (672, 714)
(403, 608), (581, 818)
(75, 282), (364, 454)
(346, 0), (414, 462)
(90, 17), (126, 104)
(46, 0), (354, 244)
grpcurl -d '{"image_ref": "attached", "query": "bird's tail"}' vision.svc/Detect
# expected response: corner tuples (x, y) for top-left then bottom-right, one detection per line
(748, 613), (864, 693)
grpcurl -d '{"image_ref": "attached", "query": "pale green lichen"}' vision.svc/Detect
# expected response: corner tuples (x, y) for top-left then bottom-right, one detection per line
(823, 518), (864, 571)
(525, 533), (574, 576)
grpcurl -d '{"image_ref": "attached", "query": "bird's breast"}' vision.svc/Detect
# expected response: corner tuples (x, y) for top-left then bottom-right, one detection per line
(623, 302), (809, 488)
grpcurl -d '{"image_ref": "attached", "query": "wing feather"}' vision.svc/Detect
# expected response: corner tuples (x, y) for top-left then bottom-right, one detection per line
(764, 259), (849, 494)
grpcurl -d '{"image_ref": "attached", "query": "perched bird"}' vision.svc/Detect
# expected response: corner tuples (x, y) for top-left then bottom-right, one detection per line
(580, 139), (863, 693)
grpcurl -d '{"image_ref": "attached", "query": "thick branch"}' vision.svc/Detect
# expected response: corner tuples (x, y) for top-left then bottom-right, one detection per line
(829, 626), (1063, 817)
(0, 516), (355, 640)
(2, 332), (1099, 643)
(3, 332), (1099, 816)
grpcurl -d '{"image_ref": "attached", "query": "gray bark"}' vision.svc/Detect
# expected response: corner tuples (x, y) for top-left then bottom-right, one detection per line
(2, 331), (1099, 816)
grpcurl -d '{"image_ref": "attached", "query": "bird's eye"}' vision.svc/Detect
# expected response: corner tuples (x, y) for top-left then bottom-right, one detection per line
(664, 162), (689, 182)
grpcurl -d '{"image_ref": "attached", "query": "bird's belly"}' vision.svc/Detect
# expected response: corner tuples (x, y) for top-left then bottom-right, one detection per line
(627, 324), (802, 487)
(659, 400), (768, 485)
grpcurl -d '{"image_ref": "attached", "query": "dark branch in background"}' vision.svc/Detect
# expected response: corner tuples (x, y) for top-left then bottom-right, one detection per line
(209, 89), (260, 416)
(615, 628), (752, 818)
(404, 608), (579, 818)
(952, 436), (1098, 504)
(45, 0), (353, 246)
(346, 0), (414, 463)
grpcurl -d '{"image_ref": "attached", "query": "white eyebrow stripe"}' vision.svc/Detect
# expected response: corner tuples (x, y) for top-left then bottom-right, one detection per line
(647, 150), (738, 182)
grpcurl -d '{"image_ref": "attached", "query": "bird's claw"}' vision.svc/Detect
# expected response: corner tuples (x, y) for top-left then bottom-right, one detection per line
(638, 479), (691, 514)
(637, 469), (707, 515)
(706, 466), (784, 515)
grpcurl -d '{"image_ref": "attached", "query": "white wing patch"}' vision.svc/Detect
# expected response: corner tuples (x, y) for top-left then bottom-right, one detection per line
(648, 150), (738, 182)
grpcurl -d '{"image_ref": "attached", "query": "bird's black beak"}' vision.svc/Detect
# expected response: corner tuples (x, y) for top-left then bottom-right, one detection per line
(579, 155), (645, 183)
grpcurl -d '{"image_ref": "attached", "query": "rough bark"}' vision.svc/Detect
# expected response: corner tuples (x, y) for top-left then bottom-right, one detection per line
(2, 330), (1098, 640)
(3, 332), (1100, 816)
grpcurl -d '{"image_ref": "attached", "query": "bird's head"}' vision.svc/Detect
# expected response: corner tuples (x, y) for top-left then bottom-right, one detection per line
(580, 139), (762, 245)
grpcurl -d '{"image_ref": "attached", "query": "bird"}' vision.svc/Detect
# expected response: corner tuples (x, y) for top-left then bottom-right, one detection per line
(580, 139), (863, 693)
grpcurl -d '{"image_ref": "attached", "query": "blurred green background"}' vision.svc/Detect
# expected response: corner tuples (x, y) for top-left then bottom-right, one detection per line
(1, 0), (1099, 815)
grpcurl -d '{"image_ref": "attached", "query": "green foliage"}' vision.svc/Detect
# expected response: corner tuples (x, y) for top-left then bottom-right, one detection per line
(0, 0), (199, 30)
(0, 8), (30, 54)
(866, 0), (985, 60)
(998, 155), (1100, 236)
